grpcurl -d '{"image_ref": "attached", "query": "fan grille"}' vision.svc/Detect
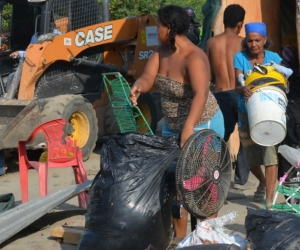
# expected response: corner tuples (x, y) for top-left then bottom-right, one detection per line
(176, 129), (231, 218)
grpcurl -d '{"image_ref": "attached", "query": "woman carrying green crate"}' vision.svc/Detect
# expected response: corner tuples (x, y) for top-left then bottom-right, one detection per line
(129, 5), (224, 238)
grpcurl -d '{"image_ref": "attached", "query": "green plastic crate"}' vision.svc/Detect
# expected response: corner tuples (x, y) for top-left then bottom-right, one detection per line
(102, 72), (154, 135)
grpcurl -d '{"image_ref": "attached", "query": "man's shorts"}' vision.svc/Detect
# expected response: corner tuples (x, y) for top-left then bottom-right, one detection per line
(238, 110), (278, 168)
(214, 90), (238, 142)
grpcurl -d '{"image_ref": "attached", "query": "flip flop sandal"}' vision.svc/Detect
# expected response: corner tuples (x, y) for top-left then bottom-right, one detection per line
(253, 189), (265, 202)
(167, 237), (184, 250)
(263, 200), (273, 210)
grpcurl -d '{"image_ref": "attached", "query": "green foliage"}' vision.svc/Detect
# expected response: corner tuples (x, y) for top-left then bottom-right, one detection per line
(98, 0), (206, 23)
(2, 4), (12, 32)
(0, 0), (207, 34)
(163, 0), (206, 23)
(99, 0), (166, 20)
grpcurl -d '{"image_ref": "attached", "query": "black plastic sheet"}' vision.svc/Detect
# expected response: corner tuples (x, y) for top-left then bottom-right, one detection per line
(0, 193), (15, 213)
(78, 133), (180, 250)
(245, 208), (300, 249)
(145, 244), (241, 250)
(172, 245), (241, 250)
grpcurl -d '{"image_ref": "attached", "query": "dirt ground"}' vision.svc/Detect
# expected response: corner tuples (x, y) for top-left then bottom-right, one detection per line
(0, 121), (281, 250)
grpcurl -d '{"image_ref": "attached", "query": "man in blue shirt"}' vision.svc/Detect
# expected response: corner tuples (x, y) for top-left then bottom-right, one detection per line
(9, 33), (39, 59)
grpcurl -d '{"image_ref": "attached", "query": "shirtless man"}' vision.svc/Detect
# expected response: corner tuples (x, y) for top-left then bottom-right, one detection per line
(206, 4), (255, 190)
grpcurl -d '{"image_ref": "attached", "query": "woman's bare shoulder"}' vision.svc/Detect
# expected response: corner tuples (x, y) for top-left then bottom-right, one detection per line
(188, 47), (208, 62)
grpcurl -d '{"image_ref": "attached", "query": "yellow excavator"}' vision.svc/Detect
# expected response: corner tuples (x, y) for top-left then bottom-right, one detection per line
(0, 0), (161, 169)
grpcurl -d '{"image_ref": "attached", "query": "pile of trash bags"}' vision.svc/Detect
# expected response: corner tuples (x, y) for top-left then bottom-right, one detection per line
(78, 133), (180, 250)
(246, 208), (300, 249)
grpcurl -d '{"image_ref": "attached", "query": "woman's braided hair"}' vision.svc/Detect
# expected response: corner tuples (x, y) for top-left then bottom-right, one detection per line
(157, 5), (190, 52)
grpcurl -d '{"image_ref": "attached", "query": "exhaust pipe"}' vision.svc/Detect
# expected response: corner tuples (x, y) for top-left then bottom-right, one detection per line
(102, 0), (110, 22)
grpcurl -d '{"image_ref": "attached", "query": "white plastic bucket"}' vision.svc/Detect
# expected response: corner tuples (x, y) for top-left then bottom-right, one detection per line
(246, 86), (287, 146)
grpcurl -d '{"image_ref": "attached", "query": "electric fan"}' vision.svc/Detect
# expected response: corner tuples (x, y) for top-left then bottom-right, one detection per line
(176, 129), (231, 218)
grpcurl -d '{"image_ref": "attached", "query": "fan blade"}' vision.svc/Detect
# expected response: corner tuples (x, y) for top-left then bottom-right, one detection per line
(209, 183), (218, 203)
(183, 166), (206, 191)
(183, 176), (204, 191)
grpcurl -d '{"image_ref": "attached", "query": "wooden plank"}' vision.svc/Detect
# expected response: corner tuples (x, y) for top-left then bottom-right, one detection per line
(51, 226), (84, 245)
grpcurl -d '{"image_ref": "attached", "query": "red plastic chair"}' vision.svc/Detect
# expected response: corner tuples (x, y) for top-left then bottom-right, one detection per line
(18, 118), (89, 209)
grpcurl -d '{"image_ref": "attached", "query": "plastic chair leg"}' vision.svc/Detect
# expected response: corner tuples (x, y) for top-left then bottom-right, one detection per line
(78, 160), (89, 207)
(18, 144), (30, 203)
(19, 163), (29, 203)
(79, 193), (87, 209)
(28, 161), (48, 197)
(73, 166), (87, 209)
(73, 165), (82, 184)
(37, 163), (48, 197)
(78, 160), (88, 182)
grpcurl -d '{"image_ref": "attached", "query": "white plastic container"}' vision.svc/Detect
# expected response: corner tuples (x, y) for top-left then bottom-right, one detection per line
(246, 86), (287, 146)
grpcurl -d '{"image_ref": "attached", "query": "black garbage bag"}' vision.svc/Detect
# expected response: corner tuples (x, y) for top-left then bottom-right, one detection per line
(172, 245), (241, 250)
(78, 133), (180, 250)
(245, 208), (300, 250)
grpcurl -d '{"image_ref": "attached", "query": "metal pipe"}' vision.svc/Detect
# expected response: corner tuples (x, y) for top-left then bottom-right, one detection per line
(0, 180), (92, 245)
(0, 75), (6, 97)
(0, 3), (4, 48)
(6, 57), (24, 99)
(102, 0), (110, 22)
